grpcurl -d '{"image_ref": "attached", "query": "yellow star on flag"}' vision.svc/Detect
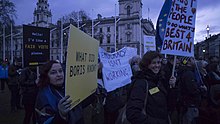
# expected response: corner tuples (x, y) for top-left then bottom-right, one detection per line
(161, 28), (165, 32)
(164, 14), (167, 17)
(159, 24), (162, 27)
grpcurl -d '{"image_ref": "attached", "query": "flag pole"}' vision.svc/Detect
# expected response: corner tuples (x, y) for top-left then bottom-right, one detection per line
(170, 55), (177, 88)
(60, 18), (63, 63)
(77, 11), (80, 28)
(10, 23), (13, 64)
(114, 4), (117, 52)
(3, 24), (5, 61)
(92, 9), (94, 38)
(139, 18), (142, 56)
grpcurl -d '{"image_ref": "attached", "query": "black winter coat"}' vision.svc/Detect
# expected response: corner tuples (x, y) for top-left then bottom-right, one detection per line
(178, 66), (201, 107)
(126, 70), (169, 124)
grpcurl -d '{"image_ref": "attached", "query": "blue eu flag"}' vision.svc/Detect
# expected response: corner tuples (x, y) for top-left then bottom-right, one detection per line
(155, 0), (172, 50)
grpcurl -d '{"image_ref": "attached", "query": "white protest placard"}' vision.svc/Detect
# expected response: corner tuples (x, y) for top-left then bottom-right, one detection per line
(99, 47), (137, 92)
(144, 36), (156, 53)
(161, 0), (197, 57)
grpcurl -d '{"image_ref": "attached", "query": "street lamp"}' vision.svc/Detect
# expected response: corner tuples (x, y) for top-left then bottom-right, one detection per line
(60, 19), (64, 63)
(115, 18), (120, 51)
(60, 21), (71, 63)
(206, 25), (210, 38)
(139, 18), (142, 56)
(92, 21), (100, 38)
(114, 3), (120, 52)
(3, 25), (5, 61)
(203, 49), (206, 60)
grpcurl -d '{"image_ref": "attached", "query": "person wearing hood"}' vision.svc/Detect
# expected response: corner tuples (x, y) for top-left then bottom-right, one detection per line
(126, 51), (176, 124)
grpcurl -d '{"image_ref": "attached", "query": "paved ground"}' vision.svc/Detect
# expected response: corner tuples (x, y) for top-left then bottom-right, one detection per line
(0, 86), (24, 124)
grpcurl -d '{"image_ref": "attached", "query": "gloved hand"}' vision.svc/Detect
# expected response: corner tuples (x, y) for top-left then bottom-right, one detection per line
(58, 95), (72, 120)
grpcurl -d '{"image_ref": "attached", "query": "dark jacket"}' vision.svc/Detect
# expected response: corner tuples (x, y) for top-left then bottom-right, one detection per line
(35, 85), (84, 124)
(8, 65), (18, 86)
(126, 70), (169, 124)
(162, 62), (181, 112)
(178, 66), (201, 107)
(19, 68), (38, 105)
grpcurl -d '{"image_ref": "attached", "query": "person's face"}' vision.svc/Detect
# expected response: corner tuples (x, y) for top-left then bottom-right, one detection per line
(48, 63), (64, 86)
(188, 57), (195, 66)
(162, 58), (167, 65)
(148, 57), (161, 74)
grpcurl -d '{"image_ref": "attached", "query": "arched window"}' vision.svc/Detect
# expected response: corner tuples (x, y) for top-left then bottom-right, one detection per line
(127, 6), (131, 16)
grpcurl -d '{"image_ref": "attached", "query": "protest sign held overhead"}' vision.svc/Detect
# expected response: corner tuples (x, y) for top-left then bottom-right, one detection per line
(23, 25), (50, 67)
(65, 25), (99, 108)
(99, 47), (137, 92)
(159, 0), (197, 57)
(144, 36), (156, 53)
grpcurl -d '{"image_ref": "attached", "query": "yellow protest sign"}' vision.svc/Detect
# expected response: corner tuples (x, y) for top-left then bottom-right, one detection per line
(65, 25), (99, 108)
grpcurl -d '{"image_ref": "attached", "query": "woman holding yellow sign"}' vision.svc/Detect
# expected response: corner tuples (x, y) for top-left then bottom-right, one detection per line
(35, 60), (84, 124)
(126, 51), (176, 124)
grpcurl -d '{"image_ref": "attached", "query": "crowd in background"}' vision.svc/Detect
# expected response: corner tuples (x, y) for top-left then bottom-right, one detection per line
(0, 53), (219, 124)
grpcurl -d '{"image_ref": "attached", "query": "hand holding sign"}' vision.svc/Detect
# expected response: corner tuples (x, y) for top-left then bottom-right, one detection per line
(169, 76), (176, 88)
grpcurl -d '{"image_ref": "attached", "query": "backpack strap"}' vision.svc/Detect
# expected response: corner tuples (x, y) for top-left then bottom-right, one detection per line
(141, 79), (148, 115)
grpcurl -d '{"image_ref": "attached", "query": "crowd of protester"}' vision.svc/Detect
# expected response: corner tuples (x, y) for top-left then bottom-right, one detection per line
(0, 53), (219, 124)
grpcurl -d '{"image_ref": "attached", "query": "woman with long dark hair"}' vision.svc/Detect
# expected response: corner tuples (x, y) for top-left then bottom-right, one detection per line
(35, 60), (84, 124)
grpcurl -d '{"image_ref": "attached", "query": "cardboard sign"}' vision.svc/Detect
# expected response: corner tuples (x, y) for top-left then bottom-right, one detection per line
(65, 25), (99, 108)
(99, 47), (137, 92)
(161, 0), (197, 57)
(144, 36), (156, 53)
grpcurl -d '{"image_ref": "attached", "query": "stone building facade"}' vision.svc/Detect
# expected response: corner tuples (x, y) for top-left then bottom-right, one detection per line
(1, 0), (155, 63)
(195, 33), (220, 60)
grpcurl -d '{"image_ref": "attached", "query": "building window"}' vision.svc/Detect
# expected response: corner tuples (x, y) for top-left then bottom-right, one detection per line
(100, 37), (103, 44)
(56, 40), (60, 47)
(52, 41), (54, 47)
(107, 36), (110, 43)
(15, 44), (18, 50)
(127, 6), (131, 16)
(100, 28), (102, 33)
(127, 34), (131, 42)
(51, 56), (53, 60)
(56, 56), (59, 60)
(107, 27), (110, 32)
(107, 47), (110, 52)
(37, 14), (39, 21)
(127, 24), (131, 29)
